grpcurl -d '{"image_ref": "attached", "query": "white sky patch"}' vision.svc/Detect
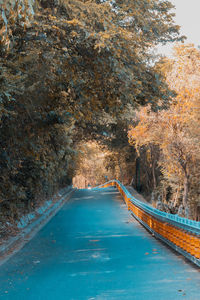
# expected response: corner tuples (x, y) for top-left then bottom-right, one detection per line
(157, 0), (200, 56)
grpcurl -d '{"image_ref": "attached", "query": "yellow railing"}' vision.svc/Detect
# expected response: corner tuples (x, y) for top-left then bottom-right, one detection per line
(95, 180), (200, 267)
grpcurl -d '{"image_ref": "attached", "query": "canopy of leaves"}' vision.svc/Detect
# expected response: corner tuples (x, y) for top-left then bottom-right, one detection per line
(0, 0), (182, 219)
(128, 44), (200, 218)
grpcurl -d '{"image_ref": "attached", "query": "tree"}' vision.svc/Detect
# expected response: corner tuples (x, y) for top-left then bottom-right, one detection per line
(128, 44), (200, 218)
(0, 0), (183, 219)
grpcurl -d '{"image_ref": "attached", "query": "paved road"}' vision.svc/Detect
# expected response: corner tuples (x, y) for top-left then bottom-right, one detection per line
(0, 188), (200, 300)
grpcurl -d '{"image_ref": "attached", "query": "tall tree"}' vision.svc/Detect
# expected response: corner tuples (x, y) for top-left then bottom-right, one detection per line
(128, 44), (200, 218)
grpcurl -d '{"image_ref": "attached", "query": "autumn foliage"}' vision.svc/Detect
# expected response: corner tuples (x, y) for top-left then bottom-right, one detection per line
(0, 0), (182, 222)
(128, 45), (200, 218)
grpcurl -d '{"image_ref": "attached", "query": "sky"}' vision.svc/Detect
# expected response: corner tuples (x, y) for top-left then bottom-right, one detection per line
(158, 0), (200, 56)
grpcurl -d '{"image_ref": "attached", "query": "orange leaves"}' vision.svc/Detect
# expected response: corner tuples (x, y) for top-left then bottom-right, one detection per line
(128, 123), (148, 147)
(128, 44), (200, 210)
(65, 19), (82, 26)
(128, 105), (160, 149)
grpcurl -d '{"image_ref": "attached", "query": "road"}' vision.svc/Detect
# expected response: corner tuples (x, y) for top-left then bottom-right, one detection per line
(0, 187), (200, 300)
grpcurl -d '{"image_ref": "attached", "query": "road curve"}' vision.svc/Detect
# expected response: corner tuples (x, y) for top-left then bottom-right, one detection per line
(0, 187), (199, 300)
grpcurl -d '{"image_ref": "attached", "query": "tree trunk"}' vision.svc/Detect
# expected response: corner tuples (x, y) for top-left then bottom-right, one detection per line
(152, 160), (157, 190)
(135, 157), (141, 192)
(119, 164), (124, 184)
(183, 171), (189, 217)
(150, 146), (157, 190)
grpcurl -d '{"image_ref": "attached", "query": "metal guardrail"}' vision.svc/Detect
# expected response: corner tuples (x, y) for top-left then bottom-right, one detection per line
(94, 180), (200, 267)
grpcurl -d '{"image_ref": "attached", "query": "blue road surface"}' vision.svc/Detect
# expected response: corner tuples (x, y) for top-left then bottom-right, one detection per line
(0, 187), (200, 300)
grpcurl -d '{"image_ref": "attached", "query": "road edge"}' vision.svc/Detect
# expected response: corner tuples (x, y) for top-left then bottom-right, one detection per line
(0, 188), (75, 266)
